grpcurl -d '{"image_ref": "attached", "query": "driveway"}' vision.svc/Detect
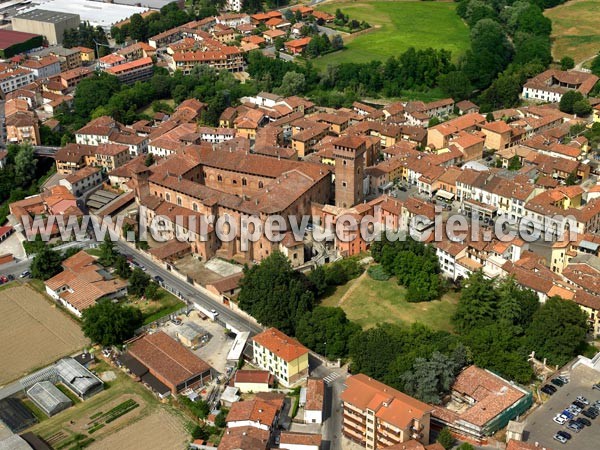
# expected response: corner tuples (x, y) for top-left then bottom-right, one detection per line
(523, 365), (600, 450)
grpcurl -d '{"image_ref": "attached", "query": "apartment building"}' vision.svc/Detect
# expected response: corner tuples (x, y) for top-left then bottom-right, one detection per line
(252, 328), (309, 387)
(105, 57), (154, 85)
(341, 373), (432, 449)
(0, 68), (35, 94)
(59, 166), (102, 196)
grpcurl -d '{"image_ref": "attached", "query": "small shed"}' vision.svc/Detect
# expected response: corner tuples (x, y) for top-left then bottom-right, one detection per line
(176, 322), (208, 348)
(27, 381), (72, 417)
(220, 386), (240, 408)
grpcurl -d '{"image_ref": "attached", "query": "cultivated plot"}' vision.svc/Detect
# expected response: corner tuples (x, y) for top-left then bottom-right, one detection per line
(0, 284), (88, 384)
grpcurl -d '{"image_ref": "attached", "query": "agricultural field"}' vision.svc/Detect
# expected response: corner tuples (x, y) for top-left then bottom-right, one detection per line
(313, 0), (470, 69)
(321, 272), (459, 332)
(545, 0), (600, 64)
(28, 362), (190, 449)
(88, 409), (189, 450)
(0, 284), (88, 384)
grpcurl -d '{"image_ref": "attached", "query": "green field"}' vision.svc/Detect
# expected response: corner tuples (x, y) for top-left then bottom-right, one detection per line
(545, 0), (600, 63)
(313, 0), (470, 69)
(321, 272), (459, 332)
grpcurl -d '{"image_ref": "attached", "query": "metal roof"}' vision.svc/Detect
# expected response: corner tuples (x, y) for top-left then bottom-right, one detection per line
(27, 381), (72, 416)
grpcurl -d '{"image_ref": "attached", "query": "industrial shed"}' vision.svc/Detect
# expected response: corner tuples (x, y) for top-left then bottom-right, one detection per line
(27, 381), (72, 416)
(0, 398), (37, 432)
(176, 322), (208, 348)
(55, 358), (103, 399)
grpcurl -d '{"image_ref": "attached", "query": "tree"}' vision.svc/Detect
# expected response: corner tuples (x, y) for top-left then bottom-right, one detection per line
(129, 14), (149, 42)
(525, 296), (589, 366)
(307, 266), (328, 297)
(508, 155), (522, 171)
(30, 246), (64, 280)
(14, 144), (37, 187)
(295, 307), (361, 359)
(145, 281), (160, 300)
(81, 300), (143, 346)
(401, 352), (458, 404)
(457, 443), (475, 450)
(115, 255), (132, 279)
(331, 34), (344, 50)
(97, 235), (118, 267)
(560, 56), (575, 70)
(453, 271), (498, 333)
(591, 52), (600, 77)
(438, 71), (473, 101)
(238, 251), (316, 335)
(573, 99), (593, 117)
(428, 117), (441, 127)
(486, 112), (494, 122)
(437, 427), (455, 450)
(559, 90), (584, 114)
(566, 170), (579, 186)
(129, 268), (150, 297)
(215, 409), (228, 428)
(144, 153), (155, 167)
(276, 72), (306, 97)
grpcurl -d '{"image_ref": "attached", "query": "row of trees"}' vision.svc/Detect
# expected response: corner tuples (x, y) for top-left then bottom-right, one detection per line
(454, 272), (589, 382)
(237, 252), (362, 359)
(63, 22), (110, 56)
(371, 237), (445, 302)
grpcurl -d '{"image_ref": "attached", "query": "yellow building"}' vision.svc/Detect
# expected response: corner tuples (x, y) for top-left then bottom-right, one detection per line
(252, 328), (309, 387)
(594, 105), (600, 123)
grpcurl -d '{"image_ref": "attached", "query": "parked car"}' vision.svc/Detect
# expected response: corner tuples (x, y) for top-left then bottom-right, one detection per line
(557, 430), (572, 440)
(20, 270), (30, 278)
(567, 420), (582, 432)
(541, 385), (556, 395)
(551, 378), (565, 387)
(583, 409), (597, 419)
(593, 383), (600, 391)
(154, 275), (164, 284)
(553, 415), (568, 425)
(399, 186), (407, 192)
(577, 417), (592, 427)
(562, 410), (574, 419)
(553, 434), (568, 444)
(573, 400), (586, 409)
(557, 375), (569, 384)
(7, 274), (14, 281)
(576, 396), (590, 405)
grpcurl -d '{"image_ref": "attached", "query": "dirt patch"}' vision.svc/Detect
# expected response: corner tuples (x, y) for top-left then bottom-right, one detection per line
(0, 284), (89, 384)
(88, 409), (189, 450)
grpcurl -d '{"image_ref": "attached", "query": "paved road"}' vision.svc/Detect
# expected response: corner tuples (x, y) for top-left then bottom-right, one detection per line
(114, 240), (263, 336)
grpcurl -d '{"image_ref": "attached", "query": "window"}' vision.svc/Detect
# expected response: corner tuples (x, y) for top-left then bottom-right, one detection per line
(218, 175), (222, 182)
(193, 203), (198, 212)
(259, 181), (264, 189)
(242, 178), (247, 186)
(177, 196), (182, 206)
(342, 181), (347, 187)
(165, 193), (171, 202)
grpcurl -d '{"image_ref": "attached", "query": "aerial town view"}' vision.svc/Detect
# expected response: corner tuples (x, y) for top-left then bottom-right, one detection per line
(0, 0), (600, 449)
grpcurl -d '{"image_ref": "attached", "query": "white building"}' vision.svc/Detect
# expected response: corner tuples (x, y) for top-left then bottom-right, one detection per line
(0, 69), (35, 95)
(303, 378), (324, 424)
(21, 56), (62, 79)
(59, 166), (102, 197)
(279, 431), (322, 450)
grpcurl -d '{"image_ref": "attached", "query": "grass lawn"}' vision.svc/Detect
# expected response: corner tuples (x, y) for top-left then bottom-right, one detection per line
(131, 289), (186, 325)
(321, 272), (459, 332)
(138, 98), (175, 117)
(545, 0), (600, 63)
(313, 0), (470, 69)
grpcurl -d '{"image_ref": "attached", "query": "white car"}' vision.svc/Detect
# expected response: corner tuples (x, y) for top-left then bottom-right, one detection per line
(576, 396), (589, 405)
(553, 415), (568, 425)
(553, 434), (567, 444)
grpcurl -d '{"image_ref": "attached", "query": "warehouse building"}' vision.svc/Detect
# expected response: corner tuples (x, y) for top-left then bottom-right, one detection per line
(26, 381), (72, 416)
(12, 10), (80, 46)
(0, 30), (43, 59)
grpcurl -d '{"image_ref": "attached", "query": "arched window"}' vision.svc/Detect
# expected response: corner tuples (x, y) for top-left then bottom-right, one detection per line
(218, 175), (223, 182)
(242, 178), (247, 186)
(165, 193), (171, 202)
(177, 196), (182, 206)
(193, 203), (198, 212)
(258, 181), (264, 189)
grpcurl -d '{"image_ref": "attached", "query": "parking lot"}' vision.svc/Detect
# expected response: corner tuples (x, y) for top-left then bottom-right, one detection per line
(158, 311), (234, 374)
(524, 365), (600, 450)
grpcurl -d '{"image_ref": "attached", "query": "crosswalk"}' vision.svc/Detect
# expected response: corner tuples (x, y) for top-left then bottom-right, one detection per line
(323, 372), (341, 385)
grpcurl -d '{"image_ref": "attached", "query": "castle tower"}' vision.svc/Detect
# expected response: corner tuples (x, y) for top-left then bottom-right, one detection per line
(333, 136), (366, 208)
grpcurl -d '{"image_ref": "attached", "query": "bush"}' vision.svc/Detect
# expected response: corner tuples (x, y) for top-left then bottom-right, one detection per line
(367, 265), (391, 281)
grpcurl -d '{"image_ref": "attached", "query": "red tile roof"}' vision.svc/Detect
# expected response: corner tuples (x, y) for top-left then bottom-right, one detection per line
(252, 327), (308, 362)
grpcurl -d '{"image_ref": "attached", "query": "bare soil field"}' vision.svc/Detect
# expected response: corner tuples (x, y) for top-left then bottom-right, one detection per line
(88, 409), (189, 450)
(0, 284), (88, 384)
